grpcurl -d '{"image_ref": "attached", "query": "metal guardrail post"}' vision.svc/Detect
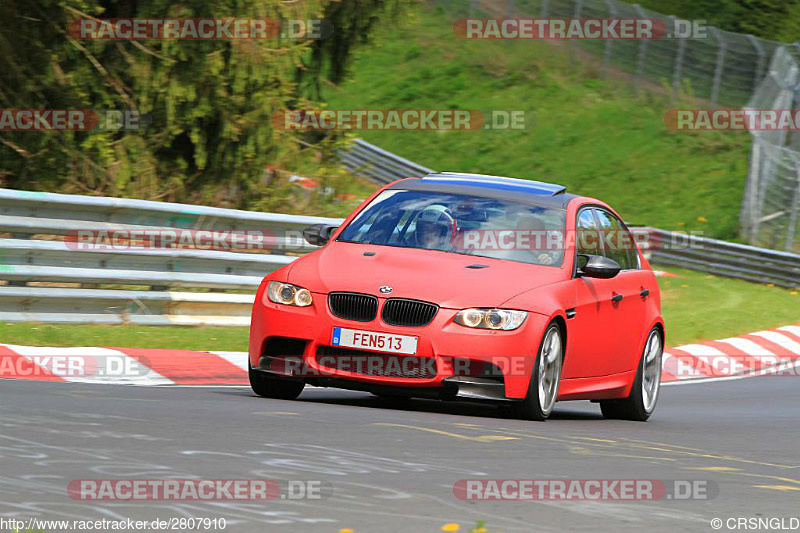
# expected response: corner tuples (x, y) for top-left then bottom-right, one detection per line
(747, 34), (766, 89)
(570, 0), (584, 60)
(710, 28), (727, 107)
(602, 0), (617, 76)
(785, 153), (800, 251)
(671, 16), (686, 101)
(632, 4), (649, 93)
(742, 140), (762, 242)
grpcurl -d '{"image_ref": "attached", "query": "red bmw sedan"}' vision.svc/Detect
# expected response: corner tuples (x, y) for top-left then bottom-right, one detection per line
(248, 173), (665, 421)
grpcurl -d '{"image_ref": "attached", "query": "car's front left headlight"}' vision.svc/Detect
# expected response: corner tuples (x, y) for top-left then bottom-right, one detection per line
(454, 308), (528, 330)
(266, 281), (313, 307)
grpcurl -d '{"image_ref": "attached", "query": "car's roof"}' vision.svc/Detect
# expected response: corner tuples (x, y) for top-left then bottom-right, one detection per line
(387, 172), (577, 208)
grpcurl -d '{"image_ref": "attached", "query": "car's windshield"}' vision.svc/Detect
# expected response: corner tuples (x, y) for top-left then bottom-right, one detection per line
(337, 189), (567, 267)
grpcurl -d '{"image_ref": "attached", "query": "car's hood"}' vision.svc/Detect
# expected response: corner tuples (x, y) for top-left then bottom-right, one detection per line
(286, 241), (567, 309)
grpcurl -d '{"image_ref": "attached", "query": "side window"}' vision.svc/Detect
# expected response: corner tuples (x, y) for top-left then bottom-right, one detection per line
(595, 210), (638, 270)
(575, 209), (601, 270)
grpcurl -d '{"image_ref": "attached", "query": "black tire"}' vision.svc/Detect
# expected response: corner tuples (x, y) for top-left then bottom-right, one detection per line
(249, 367), (305, 400)
(600, 327), (662, 421)
(508, 322), (564, 421)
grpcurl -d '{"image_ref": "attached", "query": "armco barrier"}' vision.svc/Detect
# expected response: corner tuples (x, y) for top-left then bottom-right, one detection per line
(340, 139), (433, 184)
(639, 227), (800, 289)
(0, 187), (343, 326)
(0, 170), (797, 326)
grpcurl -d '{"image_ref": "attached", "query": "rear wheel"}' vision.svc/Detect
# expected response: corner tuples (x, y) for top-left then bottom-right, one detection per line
(600, 328), (662, 421)
(249, 367), (305, 400)
(508, 322), (563, 421)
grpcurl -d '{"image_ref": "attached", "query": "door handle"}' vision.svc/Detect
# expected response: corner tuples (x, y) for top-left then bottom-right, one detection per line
(640, 289), (650, 298)
(611, 294), (623, 303)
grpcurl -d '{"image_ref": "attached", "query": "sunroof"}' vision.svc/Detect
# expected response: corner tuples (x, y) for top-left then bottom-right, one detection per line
(421, 172), (567, 196)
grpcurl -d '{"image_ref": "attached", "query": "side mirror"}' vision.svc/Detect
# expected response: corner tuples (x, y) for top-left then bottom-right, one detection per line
(578, 254), (621, 279)
(303, 224), (338, 246)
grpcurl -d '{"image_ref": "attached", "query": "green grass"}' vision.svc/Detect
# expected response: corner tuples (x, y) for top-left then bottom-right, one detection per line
(0, 323), (249, 352)
(658, 269), (799, 346)
(0, 270), (796, 350)
(324, 6), (751, 239)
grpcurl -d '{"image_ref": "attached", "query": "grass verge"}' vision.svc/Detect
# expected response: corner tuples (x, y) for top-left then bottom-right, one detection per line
(0, 323), (250, 352)
(324, 5), (751, 239)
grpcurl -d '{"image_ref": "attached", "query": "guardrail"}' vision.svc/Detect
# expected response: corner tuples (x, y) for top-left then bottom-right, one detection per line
(0, 188), (338, 253)
(0, 188), (343, 326)
(340, 139), (433, 184)
(640, 227), (800, 289)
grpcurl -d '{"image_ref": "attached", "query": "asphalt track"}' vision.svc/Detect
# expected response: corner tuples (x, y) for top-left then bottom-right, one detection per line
(1, 375), (798, 533)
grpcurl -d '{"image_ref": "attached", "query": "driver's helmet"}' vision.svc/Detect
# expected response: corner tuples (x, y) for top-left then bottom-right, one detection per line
(413, 205), (456, 248)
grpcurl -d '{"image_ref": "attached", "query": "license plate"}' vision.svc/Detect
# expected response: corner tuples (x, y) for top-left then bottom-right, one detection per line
(331, 327), (418, 355)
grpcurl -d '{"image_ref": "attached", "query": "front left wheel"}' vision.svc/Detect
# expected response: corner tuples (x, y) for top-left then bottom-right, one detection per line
(249, 367), (305, 400)
(508, 322), (564, 421)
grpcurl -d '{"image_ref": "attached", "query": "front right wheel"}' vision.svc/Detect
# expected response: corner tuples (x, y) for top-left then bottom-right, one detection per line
(600, 327), (662, 421)
(508, 322), (563, 421)
(249, 366), (305, 400)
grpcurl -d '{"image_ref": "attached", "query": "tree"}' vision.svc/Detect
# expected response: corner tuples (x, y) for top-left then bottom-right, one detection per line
(0, 0), (407, 206)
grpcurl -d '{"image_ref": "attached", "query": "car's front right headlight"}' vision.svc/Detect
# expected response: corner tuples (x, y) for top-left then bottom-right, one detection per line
(266, 281), (313, 307)
(454, 308), (528, 330)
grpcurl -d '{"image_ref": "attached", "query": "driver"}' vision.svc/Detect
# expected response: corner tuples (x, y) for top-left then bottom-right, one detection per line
(413, 205), (456, 250)
(517, 214), (560, 265)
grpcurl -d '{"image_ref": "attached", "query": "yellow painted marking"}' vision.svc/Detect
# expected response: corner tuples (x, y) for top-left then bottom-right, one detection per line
(687, 466), (741, 472)
(572, 437), (617, 443)
(620, 439), (797, 470)
(687, 469), (800, 488)
(570, 446), (677, 462)
(374, 423), (517, 442)
(464, 426), (623, 448)
(486, 428), (580, 445)
(754, 485), (800, 492)
(621, 438), (716, 452)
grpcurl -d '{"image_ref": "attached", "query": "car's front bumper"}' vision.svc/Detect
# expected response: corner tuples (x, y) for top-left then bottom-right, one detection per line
(249, 289), (550, 399)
